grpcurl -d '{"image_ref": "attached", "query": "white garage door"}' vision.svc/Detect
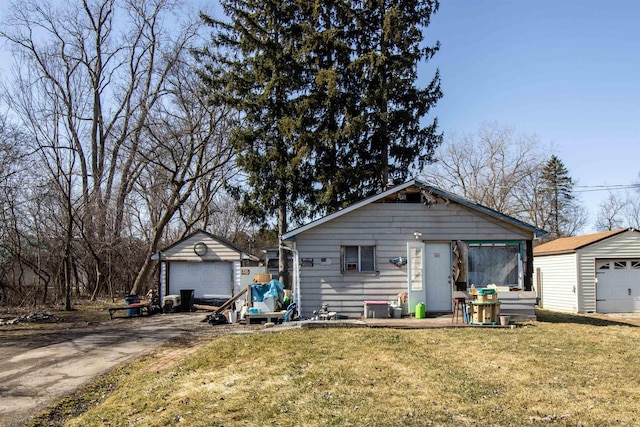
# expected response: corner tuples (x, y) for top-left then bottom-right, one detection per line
(168, 262), (233, 300)
(595, 259), (640, 313)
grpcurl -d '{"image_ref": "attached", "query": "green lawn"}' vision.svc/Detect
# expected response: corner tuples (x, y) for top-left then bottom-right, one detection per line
(30, 310), (640, 426)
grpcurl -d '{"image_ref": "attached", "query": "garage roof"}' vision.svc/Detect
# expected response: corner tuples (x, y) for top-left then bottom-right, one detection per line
(533, 228), (637, 256)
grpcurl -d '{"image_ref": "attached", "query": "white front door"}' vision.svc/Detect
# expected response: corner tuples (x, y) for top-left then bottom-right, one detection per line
(424, 242), (452, 312)
(407, 242), (452, 313)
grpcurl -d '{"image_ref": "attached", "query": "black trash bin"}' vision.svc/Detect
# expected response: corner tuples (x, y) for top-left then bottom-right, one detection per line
(180, 289), (194, 312)
(124, 295), (140, 317)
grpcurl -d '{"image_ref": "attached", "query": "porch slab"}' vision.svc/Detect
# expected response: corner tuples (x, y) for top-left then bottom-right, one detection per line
(294, 314), (527, 329)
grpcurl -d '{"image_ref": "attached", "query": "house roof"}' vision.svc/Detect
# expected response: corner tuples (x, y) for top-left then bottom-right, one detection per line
(151, 229), (260, 261)
(533, 228), (638, 256)
(282, 179), (547, 241)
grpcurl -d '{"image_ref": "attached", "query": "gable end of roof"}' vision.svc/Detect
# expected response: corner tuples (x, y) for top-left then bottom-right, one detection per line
(283, 179), (547, 240)
(533, 228), (639, 255)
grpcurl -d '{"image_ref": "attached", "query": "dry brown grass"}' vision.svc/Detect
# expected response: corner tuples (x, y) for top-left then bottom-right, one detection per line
(50, 310), (640, 427)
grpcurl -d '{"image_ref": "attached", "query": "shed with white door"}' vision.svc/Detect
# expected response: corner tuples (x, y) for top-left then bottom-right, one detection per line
(152, 230), (261, 306)
(533, 228), (640, 314)
(281, 179), (546, 319)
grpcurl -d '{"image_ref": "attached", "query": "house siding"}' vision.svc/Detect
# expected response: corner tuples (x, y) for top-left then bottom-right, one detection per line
(161, 233), (241, 261)
(576, 231), (640, 313)
(157, 231), (245, 304)
(294, 202), (531, 318)
(533, 253), (578, 312)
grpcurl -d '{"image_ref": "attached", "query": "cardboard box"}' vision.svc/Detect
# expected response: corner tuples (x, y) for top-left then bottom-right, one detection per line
(254, 273), (272, 283)
(471, 302), (500, 324)
(476, 292), (499, 303)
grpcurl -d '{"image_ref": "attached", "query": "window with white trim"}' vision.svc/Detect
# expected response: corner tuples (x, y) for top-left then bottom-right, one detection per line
(342, 245), (375, 273)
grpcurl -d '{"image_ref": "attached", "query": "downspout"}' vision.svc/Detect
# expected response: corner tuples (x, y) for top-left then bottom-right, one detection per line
(293, 244), (300, 316)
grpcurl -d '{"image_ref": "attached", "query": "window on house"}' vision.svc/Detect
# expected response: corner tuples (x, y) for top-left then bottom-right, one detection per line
(342, 245), (375, 273)
(467, 243), (520, 288)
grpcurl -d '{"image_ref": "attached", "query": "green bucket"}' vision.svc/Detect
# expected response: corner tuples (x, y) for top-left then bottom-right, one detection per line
(415, 302), (426, 319)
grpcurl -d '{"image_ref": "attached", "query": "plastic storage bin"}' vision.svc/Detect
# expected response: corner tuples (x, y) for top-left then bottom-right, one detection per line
(124, 295), (140, 317)
(163, 295), (181, 313)
(476, 288), (498, 303)
(180, 289), (194, 312)
(364, 301), (389, 318)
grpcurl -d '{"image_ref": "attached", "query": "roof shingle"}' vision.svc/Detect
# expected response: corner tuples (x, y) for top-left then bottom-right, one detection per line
(533, 228), (630, 255)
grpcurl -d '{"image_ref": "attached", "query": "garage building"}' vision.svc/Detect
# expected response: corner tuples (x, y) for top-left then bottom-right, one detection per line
(152, 230), (261, 307)
(533, 228), (640, 314)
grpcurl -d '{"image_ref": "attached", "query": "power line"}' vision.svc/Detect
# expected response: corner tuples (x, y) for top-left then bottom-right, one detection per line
(573, 184), (640, 193)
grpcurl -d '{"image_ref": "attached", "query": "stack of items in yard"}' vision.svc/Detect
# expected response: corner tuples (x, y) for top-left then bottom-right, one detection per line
(206, 278), (299, 326)
(469, 288), (501, 325)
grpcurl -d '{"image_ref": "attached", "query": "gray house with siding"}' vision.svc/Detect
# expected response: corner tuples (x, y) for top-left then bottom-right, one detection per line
(533, 228), (640, 314)
(282, 179), (546, 319)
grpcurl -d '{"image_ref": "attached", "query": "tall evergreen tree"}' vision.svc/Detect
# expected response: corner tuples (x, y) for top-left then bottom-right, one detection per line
(198, 0), (312, 286)
(351, 0), (443, 193)
(197, 0), (443, 279)
(300, 0), (360, 213)
(541, 155), (575, 238)
(302, 0), (443, 215)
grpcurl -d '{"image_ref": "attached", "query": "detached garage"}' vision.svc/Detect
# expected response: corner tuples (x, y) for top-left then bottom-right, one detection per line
(152, 230), (260, 307)
(533, 228), (640, 314)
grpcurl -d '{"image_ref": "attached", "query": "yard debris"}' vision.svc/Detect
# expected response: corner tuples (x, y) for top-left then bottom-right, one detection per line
(312, 303), (336, 320)
(0, 311), (59, 326)
(206, 313), (228, 325)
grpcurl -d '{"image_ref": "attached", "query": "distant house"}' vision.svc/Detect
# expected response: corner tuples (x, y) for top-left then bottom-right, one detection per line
(533, 228), (640, 314)
(282, 179), (546, 319)
(152, 230), (261, 306)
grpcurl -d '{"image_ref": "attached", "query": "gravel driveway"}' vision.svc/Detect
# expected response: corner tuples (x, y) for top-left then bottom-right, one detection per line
(0, 312), (214, 427)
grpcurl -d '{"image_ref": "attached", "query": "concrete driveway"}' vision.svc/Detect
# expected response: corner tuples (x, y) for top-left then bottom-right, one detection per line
(0, 312), (212, 427)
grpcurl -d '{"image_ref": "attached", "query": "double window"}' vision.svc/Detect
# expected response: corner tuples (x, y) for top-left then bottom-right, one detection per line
(342, 245), (375, 273)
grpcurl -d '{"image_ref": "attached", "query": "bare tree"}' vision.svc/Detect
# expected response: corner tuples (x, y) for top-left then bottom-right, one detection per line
(129, 58), (237, 295)
(422, 123), (588, 237)
(595, 191), (628, 231)
(595, 187), (640, 231)
(1, 0), (215, 302)
(423, 123), (545, 217)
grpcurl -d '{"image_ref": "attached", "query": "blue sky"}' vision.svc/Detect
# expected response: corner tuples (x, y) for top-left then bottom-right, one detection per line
(1, 1), (638, 232)
(423, 0), (640, 231)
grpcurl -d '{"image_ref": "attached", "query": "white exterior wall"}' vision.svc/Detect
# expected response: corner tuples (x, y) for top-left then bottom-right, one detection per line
(293, 202), (531, 319)
(161, 232), (241, 261)
(576, 230), (640, 313)
(534, 253), (578, 312)
(158, 231), (244, 303)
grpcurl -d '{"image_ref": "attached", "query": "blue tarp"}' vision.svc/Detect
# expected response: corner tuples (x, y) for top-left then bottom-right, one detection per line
(251, 279), (284, 303)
